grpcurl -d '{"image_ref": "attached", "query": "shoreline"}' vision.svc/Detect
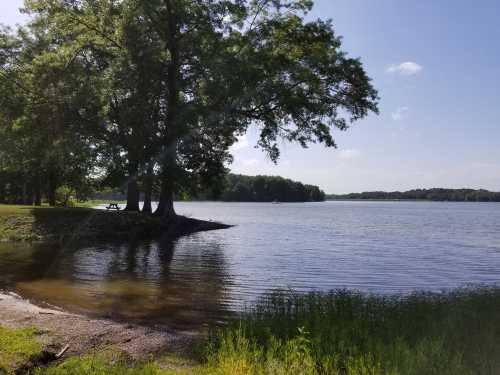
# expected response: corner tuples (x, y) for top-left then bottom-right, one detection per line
(0, 291), (200, 362)
(0, 205), (232, 242)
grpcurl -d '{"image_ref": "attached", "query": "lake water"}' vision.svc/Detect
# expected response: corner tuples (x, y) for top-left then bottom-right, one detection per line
(1, 201), (500, 328)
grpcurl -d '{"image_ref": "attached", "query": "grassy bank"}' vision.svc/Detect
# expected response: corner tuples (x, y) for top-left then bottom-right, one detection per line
(3, 287), (500, 374)
(0, 204), (161, 242)
(74, 200), (125, 208)
(0, 204), (229, 242)
(0, 326), (43, 373)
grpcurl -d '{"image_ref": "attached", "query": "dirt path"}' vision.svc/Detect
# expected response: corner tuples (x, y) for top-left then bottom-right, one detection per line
(0, 291), (199, 360)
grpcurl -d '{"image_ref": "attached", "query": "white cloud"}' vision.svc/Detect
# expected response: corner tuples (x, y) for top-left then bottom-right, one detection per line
(338, 148), (361, 160)
(386, 62), (423, 76)
(231, 134), (249, 151)
(391, 106), (409, 121)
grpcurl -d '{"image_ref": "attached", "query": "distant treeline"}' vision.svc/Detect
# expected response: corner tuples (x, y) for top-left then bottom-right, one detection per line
(92, 174), (326, 203)
(327, 188), (500, 202)
(213, 174), (325, 202)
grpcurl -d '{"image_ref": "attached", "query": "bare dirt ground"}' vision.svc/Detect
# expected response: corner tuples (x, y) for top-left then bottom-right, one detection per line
(0, 291), (200, 361)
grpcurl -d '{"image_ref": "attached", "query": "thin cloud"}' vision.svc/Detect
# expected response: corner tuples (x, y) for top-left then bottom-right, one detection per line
(338, 149), (361, 160)
(386, 62), (423, 76)
(391, 106), (409, 121)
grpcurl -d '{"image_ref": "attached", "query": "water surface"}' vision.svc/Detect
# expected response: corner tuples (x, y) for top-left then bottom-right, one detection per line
(1, 201), (500, 328)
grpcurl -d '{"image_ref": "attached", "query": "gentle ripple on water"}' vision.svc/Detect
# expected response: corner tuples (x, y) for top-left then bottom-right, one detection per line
(0, 201), (500, 327)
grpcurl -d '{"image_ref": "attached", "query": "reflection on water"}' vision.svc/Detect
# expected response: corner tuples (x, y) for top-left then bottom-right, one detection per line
(0, 237), (232, 329)
(1, 201), (500, 328)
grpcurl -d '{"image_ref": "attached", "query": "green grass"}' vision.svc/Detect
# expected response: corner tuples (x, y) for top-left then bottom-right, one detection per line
(0, 203), (161, 242)
(33, 353), (190, 375)
(75, 200), (125, 208)
(203, 288), (500, 374)
(0, 326), (43, 374)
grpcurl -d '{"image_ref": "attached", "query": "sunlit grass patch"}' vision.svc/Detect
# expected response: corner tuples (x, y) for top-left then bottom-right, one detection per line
(0, 326), (43, 374)
(34, 352), (192, 375)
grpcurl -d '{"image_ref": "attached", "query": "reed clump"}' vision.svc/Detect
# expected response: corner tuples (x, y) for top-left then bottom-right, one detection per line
(203, 288), (500, 374)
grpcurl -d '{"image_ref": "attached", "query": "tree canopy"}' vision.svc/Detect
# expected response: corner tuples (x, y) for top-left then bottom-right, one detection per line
(198, 174), (325, 202)
(0, 0), (378, 219)
(327, 189), (500, 202)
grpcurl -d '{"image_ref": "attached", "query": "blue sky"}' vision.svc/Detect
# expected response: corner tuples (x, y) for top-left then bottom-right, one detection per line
(2, 1), (499, 193)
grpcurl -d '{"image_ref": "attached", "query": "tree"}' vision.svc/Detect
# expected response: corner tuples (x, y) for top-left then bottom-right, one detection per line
(15, 0), (378, 219)
(0, 20), (103, 205)
(140, 0), (378, 220)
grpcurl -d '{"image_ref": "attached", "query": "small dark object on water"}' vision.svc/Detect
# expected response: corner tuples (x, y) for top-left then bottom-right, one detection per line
(106, 203), (121, 210)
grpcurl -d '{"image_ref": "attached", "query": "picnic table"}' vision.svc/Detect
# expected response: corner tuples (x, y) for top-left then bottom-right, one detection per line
(106, 203), (121, 210)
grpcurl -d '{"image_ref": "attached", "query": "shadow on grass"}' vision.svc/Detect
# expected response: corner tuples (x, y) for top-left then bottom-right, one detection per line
(20, 206), (232, 243)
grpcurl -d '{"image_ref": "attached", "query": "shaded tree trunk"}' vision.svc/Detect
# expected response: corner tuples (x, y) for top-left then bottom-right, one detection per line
(25, 182), (33, 206)
(162, 183), (176, 221)
(125, 174), (140, 211)
(154, 180), (176, 220)
(47, 170), (57, 207)
(47, 189), (56, 206)
(22, 181), (28, 205)
(159, 0), (180, 223)
(154, 182), (166, 216)
(34, 174), (42, 206)
(142, 164), (154, 214)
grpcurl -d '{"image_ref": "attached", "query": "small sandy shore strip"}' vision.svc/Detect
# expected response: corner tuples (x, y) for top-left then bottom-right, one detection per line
(0, 291), (199, 361)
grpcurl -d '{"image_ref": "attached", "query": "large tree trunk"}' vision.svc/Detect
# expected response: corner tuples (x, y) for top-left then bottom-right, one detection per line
(47, 188), (56, 207)
(154, 183), (167, 217)
(47, 170), (57, 207)
(142, 164), (154, 214)
(159, 0), (180, 223)
(162, 184), (176, 221)
(34, 174), (42, 206)
(25, 182), (33, 206)
(22, 181), (28, 205)
(155, 179), (176, 221)
(125, 163), (140, 211)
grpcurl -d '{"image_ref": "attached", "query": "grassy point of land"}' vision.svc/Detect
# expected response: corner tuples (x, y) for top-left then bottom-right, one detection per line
(0, 204), (229, 242)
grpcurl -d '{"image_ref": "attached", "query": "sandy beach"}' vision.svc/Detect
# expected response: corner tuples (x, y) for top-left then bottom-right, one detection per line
(0, 291), (198, 361)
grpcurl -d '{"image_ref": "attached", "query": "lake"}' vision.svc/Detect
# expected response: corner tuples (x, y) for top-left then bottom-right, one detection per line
(1, 201), (500, 328)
